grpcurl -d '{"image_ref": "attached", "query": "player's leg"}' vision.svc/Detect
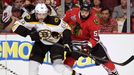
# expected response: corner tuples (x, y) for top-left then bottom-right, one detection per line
(91, 42), (119, 75)
(50, 44), (82, 75)
(64, 51), (81, 68)
(29, 41), (49, 75)
(64, 41), (84, 68)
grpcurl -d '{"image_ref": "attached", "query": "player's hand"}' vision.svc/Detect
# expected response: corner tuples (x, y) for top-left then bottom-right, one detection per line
(29, 28), (40, 41)
(81, 42), (92, 54)
(64, 44), (73, 52)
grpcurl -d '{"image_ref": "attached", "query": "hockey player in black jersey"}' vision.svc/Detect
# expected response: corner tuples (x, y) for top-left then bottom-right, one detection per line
(12, 3), (82, 75)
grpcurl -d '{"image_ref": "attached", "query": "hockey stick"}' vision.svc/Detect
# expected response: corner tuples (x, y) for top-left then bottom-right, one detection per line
(0, 64), (18, 75)
(44, 39), (134, 66)
(73, 48), (134, 66)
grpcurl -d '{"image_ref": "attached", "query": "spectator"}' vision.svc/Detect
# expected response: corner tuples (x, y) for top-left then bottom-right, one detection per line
(131, 16), (134, 33)
(131, 0), (134, 32)
(131, 0), (134, 16)
(112, 0), (127, 33)
(90, 0), (103, 16)
(101, 0), (120, 11)
(2, 0), (29, 22)
(56, 0), (79, 18)
(100, 7), (118, 33)
(112, 0), (127, 19)
(122, 19), (127, 33)
(1, 6), (22, 32)
(23, 0), (35, 14)
(1, 0), (29, 33)
(0, 0), (4, 14)
(33, 0), (45, 5)
(45, 0), (57, 16)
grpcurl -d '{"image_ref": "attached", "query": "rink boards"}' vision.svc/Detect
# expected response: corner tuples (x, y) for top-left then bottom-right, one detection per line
(0, 34), (134, 75)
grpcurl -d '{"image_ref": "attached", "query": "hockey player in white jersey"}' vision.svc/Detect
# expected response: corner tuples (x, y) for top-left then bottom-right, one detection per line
(12, 3), (82, 75)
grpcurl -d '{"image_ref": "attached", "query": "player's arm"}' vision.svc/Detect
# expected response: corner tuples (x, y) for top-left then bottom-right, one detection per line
(12, 20), (31, 37)
(12, 21), (40, 41)
(87, 18), (100, 48)
(60, 20), (72, 51)
(12, 14), (37, 36)
(81, 28), (100, 53)
(63, 11), (72, 23)
(88, 28), (100, 48)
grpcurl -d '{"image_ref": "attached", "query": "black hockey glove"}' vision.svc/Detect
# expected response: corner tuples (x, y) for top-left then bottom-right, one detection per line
(80, 42), (92, 56)
(63, 29), (73, 52)
(29, 28), (40, 41)
(64, 44), (73, 52)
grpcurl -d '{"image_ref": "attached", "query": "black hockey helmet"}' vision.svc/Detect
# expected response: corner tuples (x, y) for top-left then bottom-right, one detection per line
(80, 2), (92, 11)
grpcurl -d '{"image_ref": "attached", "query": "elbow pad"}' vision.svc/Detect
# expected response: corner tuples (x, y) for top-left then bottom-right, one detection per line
(12, 25), (31, 37)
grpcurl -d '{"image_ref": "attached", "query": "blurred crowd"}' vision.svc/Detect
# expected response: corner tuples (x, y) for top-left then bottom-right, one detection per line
(0, 0), (134, 33)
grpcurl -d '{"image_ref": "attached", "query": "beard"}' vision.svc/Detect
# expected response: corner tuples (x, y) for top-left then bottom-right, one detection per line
(80, 13), (90, 20)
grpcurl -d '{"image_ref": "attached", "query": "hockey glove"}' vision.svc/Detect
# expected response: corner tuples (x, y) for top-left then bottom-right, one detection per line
(29, 28), (40, 41)
(81, 42), (92, 55)
(63, 29), (73, 52)
(64, 44), (73, 52)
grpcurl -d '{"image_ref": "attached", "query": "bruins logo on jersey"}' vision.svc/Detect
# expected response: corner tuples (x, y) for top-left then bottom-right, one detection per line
(26, 15), (31, 19)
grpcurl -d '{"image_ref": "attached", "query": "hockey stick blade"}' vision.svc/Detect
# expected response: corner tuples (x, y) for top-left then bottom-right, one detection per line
(111, 55), (134, 66)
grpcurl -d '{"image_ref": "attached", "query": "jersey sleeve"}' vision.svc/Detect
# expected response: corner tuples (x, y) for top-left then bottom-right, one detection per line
(88, 18), (100, 48)
(45, 16), (61, 25)
(63, 8), (78, 25)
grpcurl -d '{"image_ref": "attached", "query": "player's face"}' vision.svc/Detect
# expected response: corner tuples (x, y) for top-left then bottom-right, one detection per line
(80, 10), (90, 19)
(101, 10), (110, 20)
(36, 13), (47, 21)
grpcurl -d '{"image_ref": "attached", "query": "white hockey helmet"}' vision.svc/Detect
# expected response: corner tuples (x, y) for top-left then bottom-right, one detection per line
(35, 3), (48, 14)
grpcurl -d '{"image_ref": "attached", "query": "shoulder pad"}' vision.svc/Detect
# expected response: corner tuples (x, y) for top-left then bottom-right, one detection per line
(24, 14), (37, 22)
(45, 16), (61, 25)
(24, 15), (31, 21)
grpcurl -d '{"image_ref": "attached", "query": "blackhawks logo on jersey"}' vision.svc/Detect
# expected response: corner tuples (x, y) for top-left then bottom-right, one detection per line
(73, 22), (82, 36)
(94, 19), (99, 25)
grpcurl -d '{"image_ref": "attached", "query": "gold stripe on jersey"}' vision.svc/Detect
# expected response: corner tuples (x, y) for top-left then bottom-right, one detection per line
(12, 23), (20, 32)
(27, 22), (61, 27)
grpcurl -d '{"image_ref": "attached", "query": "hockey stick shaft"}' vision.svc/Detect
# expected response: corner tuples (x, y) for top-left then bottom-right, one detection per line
(74, 49), (134, 66)
(73, 45), (134, 66)
(44, 39), (134, 66)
